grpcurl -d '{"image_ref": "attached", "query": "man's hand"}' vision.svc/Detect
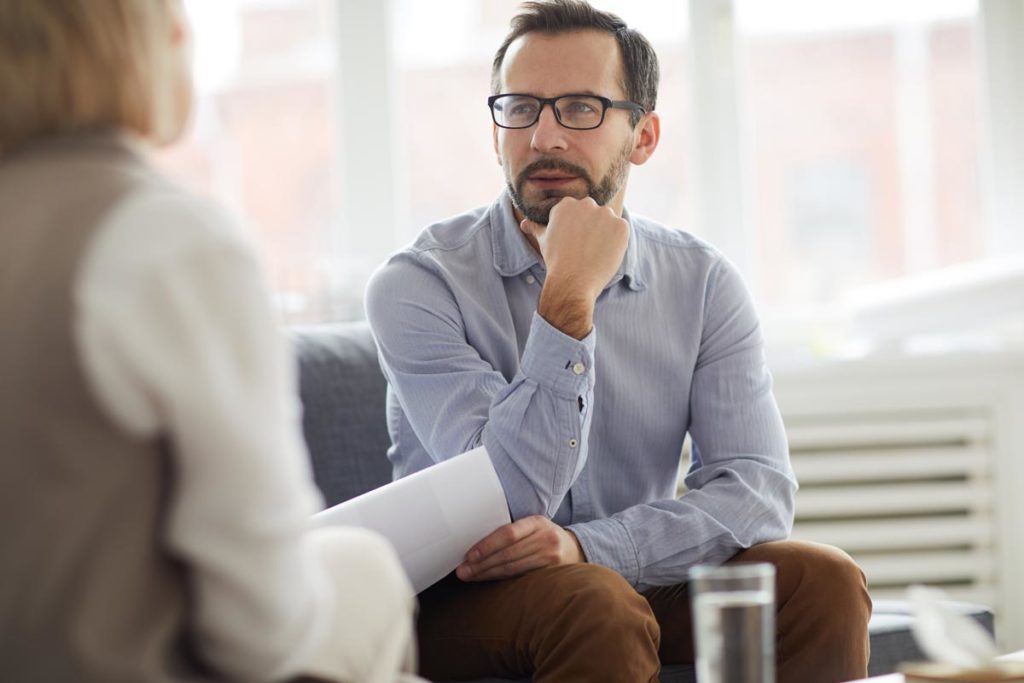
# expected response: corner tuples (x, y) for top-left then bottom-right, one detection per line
(455, 515), (586, 582)
(521, 197), (629, 339)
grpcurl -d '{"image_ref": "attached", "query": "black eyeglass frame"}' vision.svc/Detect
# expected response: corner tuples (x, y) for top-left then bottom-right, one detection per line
(487, 93), (647, 130)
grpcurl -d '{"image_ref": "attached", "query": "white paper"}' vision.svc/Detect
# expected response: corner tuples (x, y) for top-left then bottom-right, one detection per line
(313, 446), (511, 593)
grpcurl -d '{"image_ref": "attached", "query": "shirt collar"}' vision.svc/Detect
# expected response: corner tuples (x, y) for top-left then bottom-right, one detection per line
(488, 190), (647, 291)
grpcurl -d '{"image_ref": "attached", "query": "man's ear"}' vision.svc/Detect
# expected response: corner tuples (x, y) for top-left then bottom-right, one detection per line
(493, 123), (503, 165)
(629, 111), (660, 166)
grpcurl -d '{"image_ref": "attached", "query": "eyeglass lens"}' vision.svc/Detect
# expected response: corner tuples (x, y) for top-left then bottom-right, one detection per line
(493, 95), (605, 129)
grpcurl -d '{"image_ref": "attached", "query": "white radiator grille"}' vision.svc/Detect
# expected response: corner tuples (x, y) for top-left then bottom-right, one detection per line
(786, 410), (997, 605)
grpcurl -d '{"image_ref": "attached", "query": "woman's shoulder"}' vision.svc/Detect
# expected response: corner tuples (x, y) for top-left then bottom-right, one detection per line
(96, 167), (255, 271)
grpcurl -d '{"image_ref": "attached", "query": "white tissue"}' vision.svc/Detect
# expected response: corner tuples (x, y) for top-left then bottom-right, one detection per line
(907, 584), (999, 668)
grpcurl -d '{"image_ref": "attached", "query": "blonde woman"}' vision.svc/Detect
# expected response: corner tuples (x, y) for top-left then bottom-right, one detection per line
(0, 2), (419, 681)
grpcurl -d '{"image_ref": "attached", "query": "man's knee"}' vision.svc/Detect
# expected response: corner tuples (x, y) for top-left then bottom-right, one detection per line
(734, 540), (871, 618)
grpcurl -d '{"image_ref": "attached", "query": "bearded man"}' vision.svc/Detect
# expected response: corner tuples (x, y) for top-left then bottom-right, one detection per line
(365, 2), (871, 681)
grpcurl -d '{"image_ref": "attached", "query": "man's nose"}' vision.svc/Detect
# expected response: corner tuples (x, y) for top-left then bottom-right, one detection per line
(531, 103), (569, 153)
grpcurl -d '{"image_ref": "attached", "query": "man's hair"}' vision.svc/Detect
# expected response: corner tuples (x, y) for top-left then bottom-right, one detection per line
(0, 0), (178, 155)
(491, 0), (659, 127)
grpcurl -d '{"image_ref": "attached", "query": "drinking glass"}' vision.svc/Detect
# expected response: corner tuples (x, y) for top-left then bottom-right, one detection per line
(689, 562), (776, 683)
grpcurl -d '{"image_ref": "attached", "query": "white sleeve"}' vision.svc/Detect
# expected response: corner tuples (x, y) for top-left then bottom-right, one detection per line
(73, 187), (415, 682)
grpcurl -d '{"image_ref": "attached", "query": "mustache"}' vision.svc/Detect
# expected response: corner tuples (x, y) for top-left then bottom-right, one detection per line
(515, 158), (593, 188)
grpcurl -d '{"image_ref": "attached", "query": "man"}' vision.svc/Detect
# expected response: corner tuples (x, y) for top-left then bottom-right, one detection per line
(366, 1), (871, 681)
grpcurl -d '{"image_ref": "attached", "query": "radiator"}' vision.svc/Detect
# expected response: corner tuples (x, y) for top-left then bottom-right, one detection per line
(768, 352), (1024, 650)
(786, 409), (996, 606)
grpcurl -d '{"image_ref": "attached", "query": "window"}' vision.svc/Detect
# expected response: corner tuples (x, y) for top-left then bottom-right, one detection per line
(157, 0), (349, 322)
(735, 0), (982, 309)
(164, 0), (1020, 351)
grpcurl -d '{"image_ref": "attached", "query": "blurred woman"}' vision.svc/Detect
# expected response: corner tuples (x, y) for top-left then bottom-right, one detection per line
(0, 1), (418, 681)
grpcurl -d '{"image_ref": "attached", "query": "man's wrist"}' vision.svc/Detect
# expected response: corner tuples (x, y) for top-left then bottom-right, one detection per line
(537, 281), (594, 340)
(566, 528), (587, 563)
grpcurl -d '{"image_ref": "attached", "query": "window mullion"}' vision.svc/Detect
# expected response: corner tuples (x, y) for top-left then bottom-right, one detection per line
(979, 0), (1024, 256)
(687, 0), (755, 287)
(333, 0), (407, 294)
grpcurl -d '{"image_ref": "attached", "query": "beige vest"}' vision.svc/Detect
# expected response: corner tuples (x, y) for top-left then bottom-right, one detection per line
(0, 133), (210, 681)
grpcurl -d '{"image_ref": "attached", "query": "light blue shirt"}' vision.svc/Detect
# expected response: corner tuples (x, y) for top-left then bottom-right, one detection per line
(365, 192), (796, 590)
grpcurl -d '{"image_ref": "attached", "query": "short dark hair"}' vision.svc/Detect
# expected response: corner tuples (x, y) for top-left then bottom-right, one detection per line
(491, 0), (659, 127)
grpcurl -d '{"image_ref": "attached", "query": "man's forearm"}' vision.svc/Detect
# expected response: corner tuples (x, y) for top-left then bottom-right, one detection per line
(480, 313), (595, 519)
(366, 255), (598, 522)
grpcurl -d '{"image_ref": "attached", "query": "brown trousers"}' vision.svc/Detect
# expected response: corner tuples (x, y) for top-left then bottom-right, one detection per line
(417, 540), (871, 683)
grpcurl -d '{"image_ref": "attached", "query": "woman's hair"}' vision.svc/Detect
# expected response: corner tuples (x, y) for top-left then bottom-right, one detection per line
(0, 0), (180, 154)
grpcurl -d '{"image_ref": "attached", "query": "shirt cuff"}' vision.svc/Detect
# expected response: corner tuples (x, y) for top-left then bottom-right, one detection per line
(568, 516), (640, 587)
(519, 312), (596, 400)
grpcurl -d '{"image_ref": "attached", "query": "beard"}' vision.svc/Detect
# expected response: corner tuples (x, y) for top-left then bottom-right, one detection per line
(505, 143), (632, 224)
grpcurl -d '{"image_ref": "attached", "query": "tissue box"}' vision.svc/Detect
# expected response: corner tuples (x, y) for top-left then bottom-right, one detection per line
(900, 662), (1024, 682)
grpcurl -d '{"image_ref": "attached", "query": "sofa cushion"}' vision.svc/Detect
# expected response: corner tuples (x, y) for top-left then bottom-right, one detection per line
(291, 322), (392, 507)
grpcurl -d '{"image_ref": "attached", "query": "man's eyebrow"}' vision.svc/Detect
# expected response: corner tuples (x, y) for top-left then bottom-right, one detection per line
(502, 90), (608, 98)
(518, 90), (602, 97)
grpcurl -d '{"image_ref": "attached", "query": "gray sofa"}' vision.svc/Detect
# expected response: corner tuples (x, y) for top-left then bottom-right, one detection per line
(291, 322), (994, 682)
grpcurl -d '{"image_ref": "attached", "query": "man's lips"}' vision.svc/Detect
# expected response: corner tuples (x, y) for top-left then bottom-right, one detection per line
(527, 174), (580, 187)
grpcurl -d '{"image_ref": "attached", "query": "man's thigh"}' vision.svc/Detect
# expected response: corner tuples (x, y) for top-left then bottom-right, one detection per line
(416, 570), (547, 679)
(416, 564), (660, 681)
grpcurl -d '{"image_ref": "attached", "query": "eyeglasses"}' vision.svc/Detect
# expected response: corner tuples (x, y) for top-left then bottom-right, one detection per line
(488, 93), (646, 130)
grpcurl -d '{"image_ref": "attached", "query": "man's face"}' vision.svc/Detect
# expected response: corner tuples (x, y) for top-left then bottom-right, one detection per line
(494, 30), (641, 224)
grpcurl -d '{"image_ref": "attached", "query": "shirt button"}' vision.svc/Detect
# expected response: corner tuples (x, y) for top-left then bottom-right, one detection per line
(568, 438), (578, 448)
(525, 275), (536, 284)
(572, 362), (585, 375)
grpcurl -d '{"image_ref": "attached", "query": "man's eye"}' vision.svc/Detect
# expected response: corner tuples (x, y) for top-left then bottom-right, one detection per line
(564, 100), (598, 114)
(510, 103), (539, 116)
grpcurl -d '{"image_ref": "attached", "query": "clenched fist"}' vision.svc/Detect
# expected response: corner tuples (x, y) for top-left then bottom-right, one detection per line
(521, 196), (629, 339)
